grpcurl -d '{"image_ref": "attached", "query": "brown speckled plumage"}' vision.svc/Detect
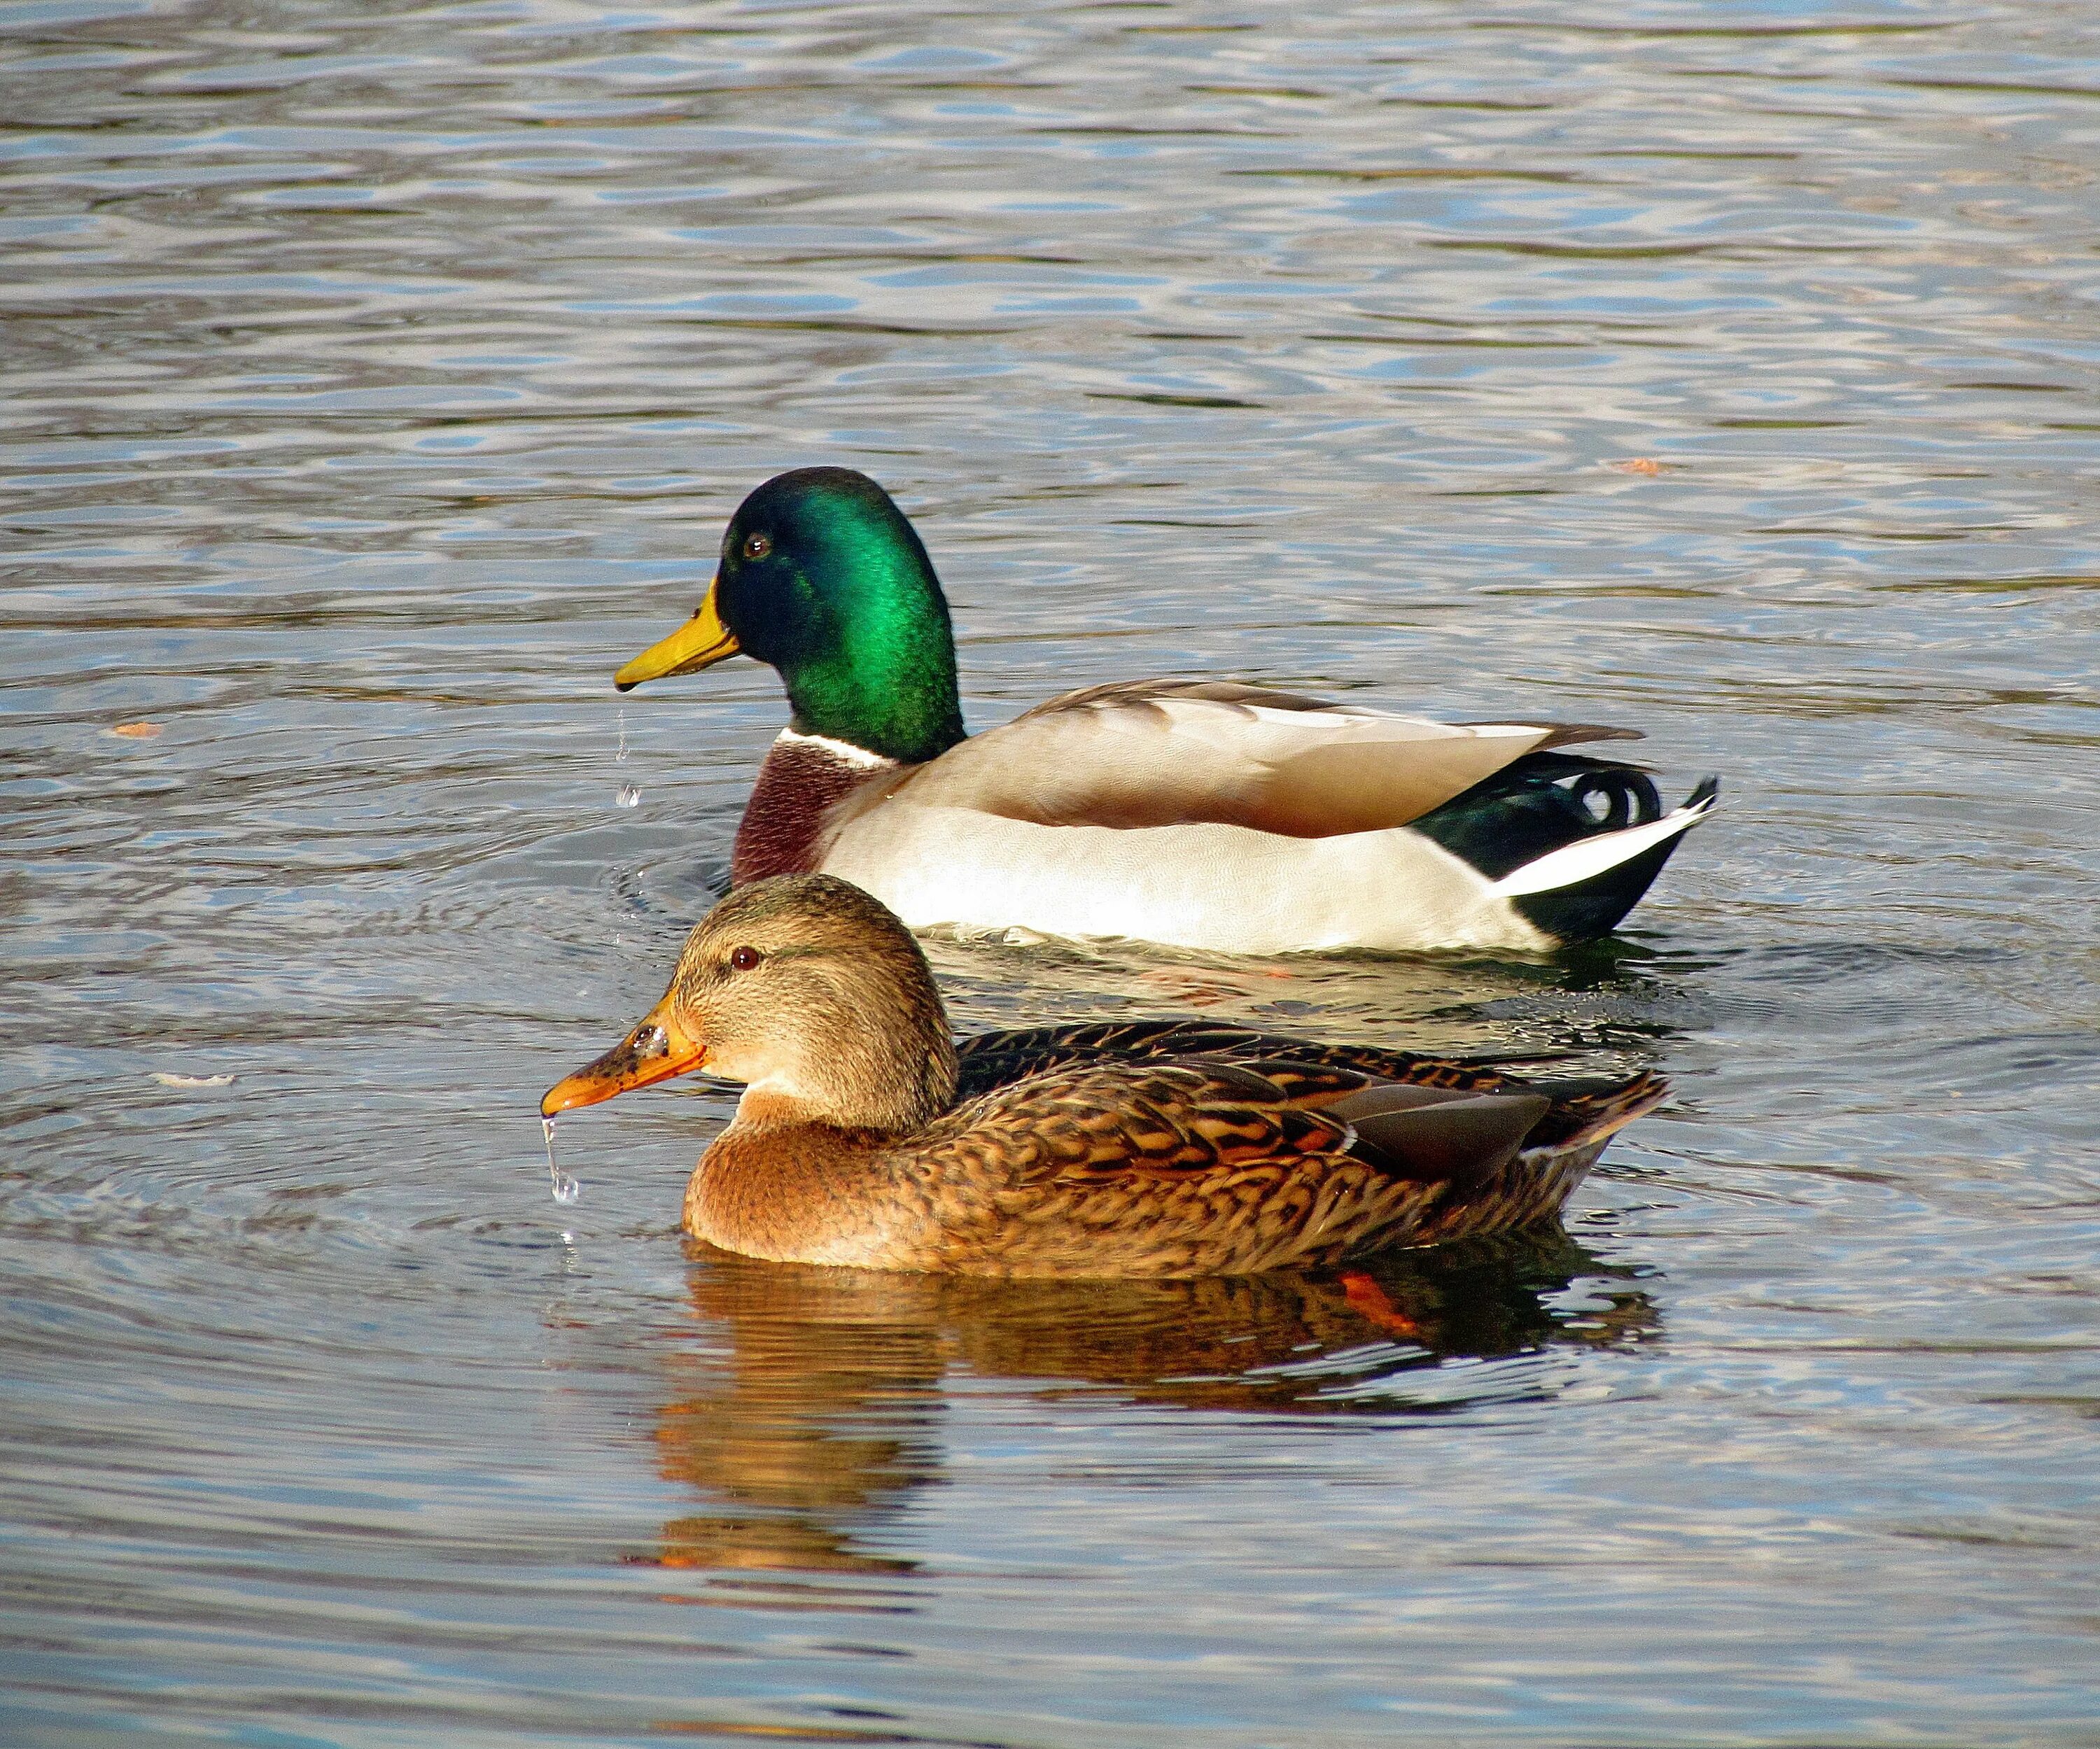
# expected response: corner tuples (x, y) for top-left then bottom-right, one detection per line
(545, 874), (1667, 1279)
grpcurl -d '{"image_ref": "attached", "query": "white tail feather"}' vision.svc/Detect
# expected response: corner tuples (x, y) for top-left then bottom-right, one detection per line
(1491, 789), (1717, 899)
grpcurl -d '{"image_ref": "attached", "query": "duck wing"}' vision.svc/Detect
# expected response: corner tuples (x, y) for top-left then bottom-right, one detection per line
(939, 1056), (1549, 1193)
(916, 1057), (1566, 1276)
(953, 1019), (1667, 1169)
(955, 1017), (1514, 1102)
(886, 677), (1640, 838)
(916, 1048), (1664, 1274)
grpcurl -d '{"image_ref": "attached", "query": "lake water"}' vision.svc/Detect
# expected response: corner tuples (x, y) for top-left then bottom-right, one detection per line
(3, 1), (2097, 1743)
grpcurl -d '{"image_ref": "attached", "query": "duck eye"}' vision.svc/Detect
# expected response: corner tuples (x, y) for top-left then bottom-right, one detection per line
(741, 532), (772, 561)
(729, 945), (762, 972)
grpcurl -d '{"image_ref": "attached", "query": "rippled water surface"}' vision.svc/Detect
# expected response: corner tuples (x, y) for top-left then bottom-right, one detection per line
(4, 1), (2098, 1743)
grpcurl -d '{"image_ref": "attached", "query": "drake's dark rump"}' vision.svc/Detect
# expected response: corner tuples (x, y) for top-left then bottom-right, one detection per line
(1410, 757), (1718, 943)
(1409, 750), (1663, 880)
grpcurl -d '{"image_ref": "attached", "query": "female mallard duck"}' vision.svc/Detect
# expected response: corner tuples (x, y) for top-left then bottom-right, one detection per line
(541, 873), (1667, 1278)
(611, 468), (1716, 954)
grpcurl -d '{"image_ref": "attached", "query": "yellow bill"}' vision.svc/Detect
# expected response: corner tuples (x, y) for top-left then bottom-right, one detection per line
(614, 578), (739, 691)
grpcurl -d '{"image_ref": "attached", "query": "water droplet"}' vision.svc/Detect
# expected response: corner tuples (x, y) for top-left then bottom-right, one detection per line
(616, 785), (640, 809)
(543, 1116), (580, 1204)
(616, 708), (629, 764)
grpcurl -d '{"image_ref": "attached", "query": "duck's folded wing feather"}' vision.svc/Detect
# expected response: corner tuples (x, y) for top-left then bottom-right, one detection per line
(930, 1058), (1552, 1193)
(953, 1018), (1514, 1102)
(927, 1061), (1352, 1185)
(890, 678), (1642, 837)
(1324, 1084), (1550, 1192)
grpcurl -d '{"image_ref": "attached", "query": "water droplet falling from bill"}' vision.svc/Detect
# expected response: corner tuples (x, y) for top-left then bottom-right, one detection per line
(543, 1116), (580, 1204)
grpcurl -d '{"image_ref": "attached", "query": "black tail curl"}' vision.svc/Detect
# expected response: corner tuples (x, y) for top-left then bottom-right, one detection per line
(1411, 758), (1715, 946)
(1410, 751), (1663, 883)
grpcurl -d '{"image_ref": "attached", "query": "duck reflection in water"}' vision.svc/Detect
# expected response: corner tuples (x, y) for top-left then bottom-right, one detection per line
(635, 1231), (1658, 1585)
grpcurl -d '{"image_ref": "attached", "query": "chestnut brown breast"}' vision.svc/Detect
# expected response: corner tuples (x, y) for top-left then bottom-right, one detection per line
(731, 738), (898, 885)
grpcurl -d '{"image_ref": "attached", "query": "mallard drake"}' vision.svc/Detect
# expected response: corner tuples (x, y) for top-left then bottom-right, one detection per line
(540, 873), (1667, 1278)
(611, 468), (1716, 954)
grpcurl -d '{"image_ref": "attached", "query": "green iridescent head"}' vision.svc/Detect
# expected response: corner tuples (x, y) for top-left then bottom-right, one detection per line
(615, 468), (965, 766)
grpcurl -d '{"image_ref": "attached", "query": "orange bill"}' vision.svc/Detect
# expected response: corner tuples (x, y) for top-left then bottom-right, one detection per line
(614, 577), (738, 691)
(541, 1001), (708, 1118)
